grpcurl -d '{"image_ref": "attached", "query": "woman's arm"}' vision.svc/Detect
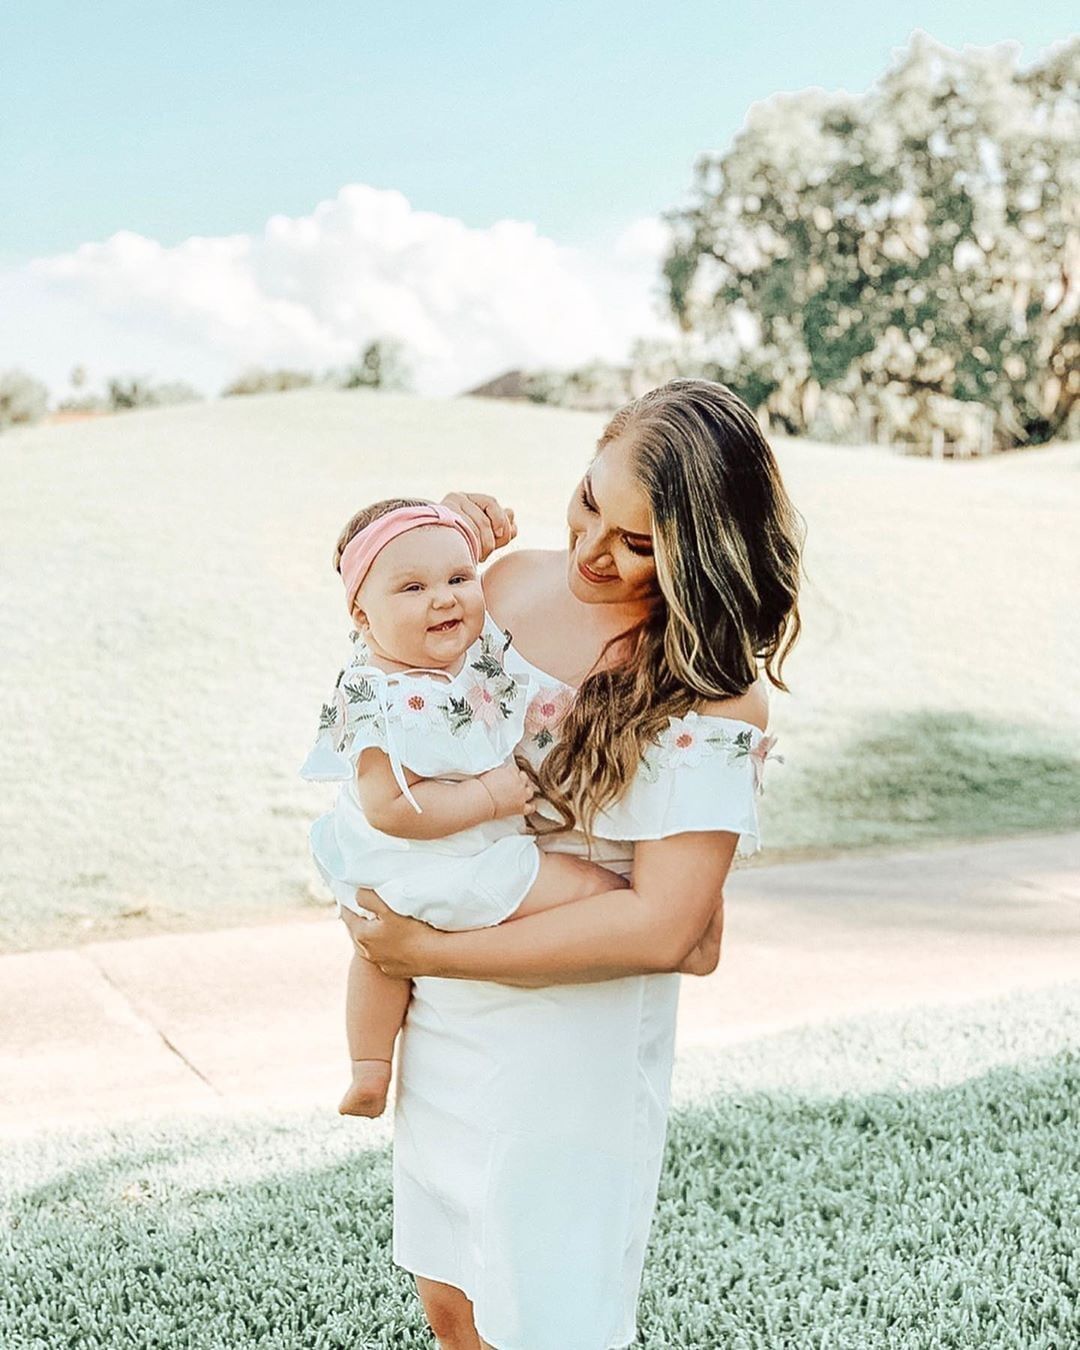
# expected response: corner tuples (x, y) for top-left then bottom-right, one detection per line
(344, 830), (736, 983)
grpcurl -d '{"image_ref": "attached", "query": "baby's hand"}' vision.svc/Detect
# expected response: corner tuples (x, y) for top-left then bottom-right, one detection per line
(478, 759), (538, 818)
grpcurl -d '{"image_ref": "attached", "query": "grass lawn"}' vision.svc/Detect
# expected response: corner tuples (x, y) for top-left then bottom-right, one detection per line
(3, 392), (1077, 951)
(762, 710), (1080, 858)
(3, 1046), (1077, 1349)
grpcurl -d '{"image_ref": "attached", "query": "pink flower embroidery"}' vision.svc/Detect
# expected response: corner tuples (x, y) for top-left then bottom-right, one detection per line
(749, 734), (783, 793)
(465, 680), (501, 727)
(656, 712), (711, 768)
(525, 686), (574, 742)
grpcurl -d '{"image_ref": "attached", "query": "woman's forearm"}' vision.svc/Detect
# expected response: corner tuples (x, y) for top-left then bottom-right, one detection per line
(423, 885), (691, 983)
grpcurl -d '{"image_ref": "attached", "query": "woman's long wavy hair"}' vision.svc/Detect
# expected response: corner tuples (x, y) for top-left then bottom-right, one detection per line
(534, 379), (805, 846)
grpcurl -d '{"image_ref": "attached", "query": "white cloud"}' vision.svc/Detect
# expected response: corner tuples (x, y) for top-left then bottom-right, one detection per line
(612, 214), (673, 266)
(0, 185), (677, 397)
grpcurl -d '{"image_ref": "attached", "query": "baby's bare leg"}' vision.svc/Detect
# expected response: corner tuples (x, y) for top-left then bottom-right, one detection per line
(339, 945), (411, 1118)
(511, 852), (629, 919)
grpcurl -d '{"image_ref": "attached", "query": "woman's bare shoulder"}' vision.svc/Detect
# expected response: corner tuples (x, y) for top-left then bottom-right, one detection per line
(697, 679), (770, 732)
(482, 548), (565, 623)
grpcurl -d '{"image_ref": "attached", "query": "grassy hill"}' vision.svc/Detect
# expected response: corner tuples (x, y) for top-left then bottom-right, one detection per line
(2, 389), (1078, 951)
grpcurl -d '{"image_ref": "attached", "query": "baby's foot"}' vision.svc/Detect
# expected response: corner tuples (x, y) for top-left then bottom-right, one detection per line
(339, 1059), (392, 1118)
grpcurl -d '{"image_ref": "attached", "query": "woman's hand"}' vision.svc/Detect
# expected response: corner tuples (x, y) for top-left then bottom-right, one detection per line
(341, 892), (438, 978)
(677, 897), (724, 976)
(440, 492), (517, 561)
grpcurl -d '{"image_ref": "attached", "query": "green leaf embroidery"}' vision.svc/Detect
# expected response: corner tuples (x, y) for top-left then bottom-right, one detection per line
(318, 703), (338, 731)
(443, 694), (475, 734)
(342, 676), (376, 705)
(727, 729), (754, 761)
(638, 754), (661, 785)
(471, 651), (506, 681)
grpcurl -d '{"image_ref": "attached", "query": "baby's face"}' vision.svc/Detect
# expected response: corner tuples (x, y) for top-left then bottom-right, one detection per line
(353, 525), (485, 670)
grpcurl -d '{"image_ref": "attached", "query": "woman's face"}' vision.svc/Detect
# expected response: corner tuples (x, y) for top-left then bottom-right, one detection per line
(565, 435), (659, 608)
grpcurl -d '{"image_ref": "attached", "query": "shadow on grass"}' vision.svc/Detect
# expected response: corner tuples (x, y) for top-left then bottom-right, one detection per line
(4, 1052), (1077, 1349)
(765, 710), (1080, 854)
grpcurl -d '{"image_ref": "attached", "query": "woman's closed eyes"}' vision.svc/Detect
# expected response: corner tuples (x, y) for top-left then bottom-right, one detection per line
(578, 485), (654, 557)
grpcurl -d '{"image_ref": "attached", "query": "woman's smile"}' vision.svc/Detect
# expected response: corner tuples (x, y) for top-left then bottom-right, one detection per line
(577, 558), (617, 585)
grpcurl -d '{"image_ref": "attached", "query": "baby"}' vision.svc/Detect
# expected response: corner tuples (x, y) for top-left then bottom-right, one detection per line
(301, 497), (626, 1117)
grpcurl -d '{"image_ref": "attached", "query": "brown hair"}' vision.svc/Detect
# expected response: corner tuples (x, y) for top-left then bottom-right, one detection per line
(535, 379), (804, 844)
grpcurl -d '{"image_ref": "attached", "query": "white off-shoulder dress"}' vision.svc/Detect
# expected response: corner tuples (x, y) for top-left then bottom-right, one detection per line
(299, 627), (541, 927)
(391, 616), (777, 1350)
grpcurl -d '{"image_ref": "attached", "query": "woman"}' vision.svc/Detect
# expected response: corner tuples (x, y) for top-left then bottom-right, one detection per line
(343, 379), (803, 1349)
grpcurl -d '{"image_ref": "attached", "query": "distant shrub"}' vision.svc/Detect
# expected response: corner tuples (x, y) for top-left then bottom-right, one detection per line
(338, 339), (412, 393)
(106, 377), (201, 411)
(0, 369), (49, 431)
(56, 395), (108, 414)
(222, 368), (315, 397)
(144, 381), (202, 408)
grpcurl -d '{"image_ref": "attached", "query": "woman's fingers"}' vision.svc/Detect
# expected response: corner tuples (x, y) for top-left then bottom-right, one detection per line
(354, 888), (392, 918)
(440, 492), (515, 561)
(340, 891), (395, 958)
(340, 906), (373, 955)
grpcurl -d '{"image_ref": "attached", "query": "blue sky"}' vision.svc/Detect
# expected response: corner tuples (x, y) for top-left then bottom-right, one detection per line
(3, 0), (1075, 264)
(1, 3), (1074, 396)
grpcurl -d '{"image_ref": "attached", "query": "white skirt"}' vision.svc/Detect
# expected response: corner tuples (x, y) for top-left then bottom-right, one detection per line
(391, 845), (681, 1350)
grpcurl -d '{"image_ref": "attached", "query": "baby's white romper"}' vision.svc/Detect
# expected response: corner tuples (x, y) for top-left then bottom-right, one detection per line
(300, 626), (541, 928)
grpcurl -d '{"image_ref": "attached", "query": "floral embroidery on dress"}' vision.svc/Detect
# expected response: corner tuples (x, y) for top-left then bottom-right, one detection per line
(440, 629), (525, 735)
(398, 686), (443, 731)
(310, 625), (528, 760)
(338, 668), (382, 743)
(524, 685), (574, 750)
(640, 711), (783, 792)
(747, 733), (782, 793)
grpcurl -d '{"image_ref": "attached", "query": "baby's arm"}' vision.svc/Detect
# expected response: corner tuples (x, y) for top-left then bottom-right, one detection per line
(355, 750), (535, 841)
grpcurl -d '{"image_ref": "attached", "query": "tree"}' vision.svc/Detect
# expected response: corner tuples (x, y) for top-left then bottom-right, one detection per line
(0, 370), (49, 431)
(340, 339), (412, 392)
(662, 35), (1080, 449)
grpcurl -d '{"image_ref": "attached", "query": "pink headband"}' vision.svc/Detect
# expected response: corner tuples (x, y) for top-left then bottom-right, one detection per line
(339, 504), (481, 611)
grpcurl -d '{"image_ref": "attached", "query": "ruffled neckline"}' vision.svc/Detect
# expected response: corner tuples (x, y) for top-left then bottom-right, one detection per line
(499, 628), (769, 737)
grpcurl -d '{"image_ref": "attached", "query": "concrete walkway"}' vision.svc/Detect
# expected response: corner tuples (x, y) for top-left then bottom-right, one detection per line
(2, 832), (1078, 1137)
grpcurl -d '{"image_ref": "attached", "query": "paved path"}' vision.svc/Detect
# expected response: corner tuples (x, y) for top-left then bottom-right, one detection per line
(2, 832), (1078, 1136)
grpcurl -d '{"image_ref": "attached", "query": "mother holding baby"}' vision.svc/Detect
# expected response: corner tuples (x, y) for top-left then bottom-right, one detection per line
(344, 379), (803, 1350)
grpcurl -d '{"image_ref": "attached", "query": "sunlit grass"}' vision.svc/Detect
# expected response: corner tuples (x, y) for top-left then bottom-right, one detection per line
(3, 393), (1077, 950)
(3, 1051), (1076, 1349)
